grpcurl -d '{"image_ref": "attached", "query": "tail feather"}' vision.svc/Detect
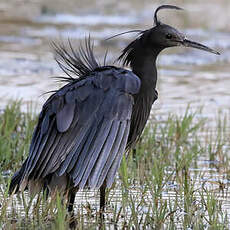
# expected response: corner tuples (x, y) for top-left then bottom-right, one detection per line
(9, 160), (27, 194)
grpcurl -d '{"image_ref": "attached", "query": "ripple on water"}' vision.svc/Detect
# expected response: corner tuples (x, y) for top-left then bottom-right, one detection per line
(34, 13), (138, 26)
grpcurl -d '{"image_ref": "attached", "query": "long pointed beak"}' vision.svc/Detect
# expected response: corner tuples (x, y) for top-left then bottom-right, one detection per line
(182, 39), (220, 55)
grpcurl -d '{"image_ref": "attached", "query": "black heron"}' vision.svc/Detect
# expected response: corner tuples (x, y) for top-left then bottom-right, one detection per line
(9, 5), (219, 215)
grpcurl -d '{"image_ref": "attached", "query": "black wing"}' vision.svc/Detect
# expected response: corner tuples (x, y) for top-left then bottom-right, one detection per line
(21, 67), (140, 189)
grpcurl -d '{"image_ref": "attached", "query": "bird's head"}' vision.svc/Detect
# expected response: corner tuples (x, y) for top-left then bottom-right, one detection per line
(144, 5), (219, 55)
(116, 5), (219, 67)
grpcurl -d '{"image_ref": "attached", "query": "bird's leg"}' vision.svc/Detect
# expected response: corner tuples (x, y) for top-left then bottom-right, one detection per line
(68, 190), (77, 229)
(68, 191), (76, 213)
(99, 181), (106, 220)
(133, 148), (137, 161)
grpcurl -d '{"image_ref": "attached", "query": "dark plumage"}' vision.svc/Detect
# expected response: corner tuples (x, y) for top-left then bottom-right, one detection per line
(10, 5), (219, 214)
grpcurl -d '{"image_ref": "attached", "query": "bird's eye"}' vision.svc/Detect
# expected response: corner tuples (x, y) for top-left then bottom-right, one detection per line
(166, 34), (172, 39)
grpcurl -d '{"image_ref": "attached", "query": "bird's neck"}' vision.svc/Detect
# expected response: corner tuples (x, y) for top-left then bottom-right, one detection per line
(130, 47), (161, 90)
(119, 37), (163, 92)
(126, 47), (162, 148)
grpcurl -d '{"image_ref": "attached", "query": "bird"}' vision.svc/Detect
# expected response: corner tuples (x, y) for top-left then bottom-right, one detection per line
(9, 5), (219, 215)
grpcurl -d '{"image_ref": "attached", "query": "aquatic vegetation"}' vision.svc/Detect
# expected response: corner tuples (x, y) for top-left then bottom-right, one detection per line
(0, 102), (230, 229)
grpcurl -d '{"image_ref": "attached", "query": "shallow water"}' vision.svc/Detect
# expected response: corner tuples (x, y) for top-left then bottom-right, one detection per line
(1, 0), (230, 228)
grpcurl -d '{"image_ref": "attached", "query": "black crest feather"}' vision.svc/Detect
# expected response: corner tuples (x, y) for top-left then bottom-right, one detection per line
(154, 5), (183, 25)
(52, 36), (100, 82)
(117, 31), (146, 67)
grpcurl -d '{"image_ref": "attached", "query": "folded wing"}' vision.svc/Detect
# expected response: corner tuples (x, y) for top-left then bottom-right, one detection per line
(21, 67), (140, 189)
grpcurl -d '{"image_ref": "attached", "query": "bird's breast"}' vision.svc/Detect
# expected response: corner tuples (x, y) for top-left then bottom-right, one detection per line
(127, 89), (158, 148)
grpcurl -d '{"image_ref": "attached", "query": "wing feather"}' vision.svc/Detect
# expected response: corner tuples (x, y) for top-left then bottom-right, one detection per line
(33, 125), (58, 178)
(95, 121), (127, 188)
(66, 118), (99, 174)
(78, 119), (114, 188)
(34, 130), (63, 178)
(106, 120), (130, 187)
(71, 117), (109, 186)
(26, 119), (55, 176)
(20, 67), (141, 191)
(42, 115), (96, 177)
(56, 103), (75, 132)
(87, 121), (123, 189)
(57, 115), (96, 176)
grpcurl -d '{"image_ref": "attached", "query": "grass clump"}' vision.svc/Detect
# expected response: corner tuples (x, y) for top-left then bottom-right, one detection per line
(0, 101), (37, 172)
